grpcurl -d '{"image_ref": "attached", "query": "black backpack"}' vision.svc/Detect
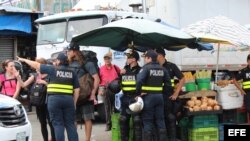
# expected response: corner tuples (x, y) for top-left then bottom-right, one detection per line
(29, 73), (47, 107)
(81, 50), (99, 75)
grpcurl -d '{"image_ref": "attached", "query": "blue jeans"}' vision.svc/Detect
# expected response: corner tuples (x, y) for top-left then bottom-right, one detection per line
(47, 95), (78, 141)
(142, 94), (166, 132)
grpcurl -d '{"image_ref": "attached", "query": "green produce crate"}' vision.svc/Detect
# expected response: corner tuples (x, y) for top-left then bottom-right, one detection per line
(189, 115), (218, 128)
(188, 127), (218, 141)
(177, 117), (189, 141)
(111, 113), (134, 141)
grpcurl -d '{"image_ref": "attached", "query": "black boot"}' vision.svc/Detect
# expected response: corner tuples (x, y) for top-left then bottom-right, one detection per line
(167, 114), (177, 141)
(159, 129), (168, 141)
(143, 131), (153, 141)
(120, 116), (129, 141)
(133, 116), (142, 141)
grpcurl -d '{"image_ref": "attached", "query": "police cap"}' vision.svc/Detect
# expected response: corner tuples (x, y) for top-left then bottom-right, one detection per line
(67, 42), (80, 51)
(126, 50), (139, 61)
(144, 50), (158, 60)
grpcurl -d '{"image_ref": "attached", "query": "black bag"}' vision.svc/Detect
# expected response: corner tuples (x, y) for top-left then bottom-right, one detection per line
(81, 50), (100, 75)
(29, 74), (47, 107)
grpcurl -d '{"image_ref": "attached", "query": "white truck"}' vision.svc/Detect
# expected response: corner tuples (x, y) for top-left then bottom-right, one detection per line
(144, 0), (250, 72)
(35, 10), (157, 120)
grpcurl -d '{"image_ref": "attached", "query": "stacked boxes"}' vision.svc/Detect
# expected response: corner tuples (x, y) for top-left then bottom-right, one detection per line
(220, 109), (247, 124)
(188, 115), (219, 141)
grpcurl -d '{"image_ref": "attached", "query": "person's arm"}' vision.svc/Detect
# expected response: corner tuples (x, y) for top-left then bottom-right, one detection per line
(91, 74), (100, 103)
(17, 57), (41, 71)
(170, 64), (184, 100)
(170, 77), (184, 100)
(13, 81), (21, 99)
(163, 68), (174, 97)
(16, 74), (35, 88)
(136, 66), (148, 96)
(232, 70), (246, 95)
(73, 88), (80, 108)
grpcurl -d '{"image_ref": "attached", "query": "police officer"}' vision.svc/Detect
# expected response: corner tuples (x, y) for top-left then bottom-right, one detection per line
(119, 50), (142, 141)
(136, 50), (173, 141)
(17, 53), (80, 141)
(155, 47), (185, 141)
(233, 54), (250, 118)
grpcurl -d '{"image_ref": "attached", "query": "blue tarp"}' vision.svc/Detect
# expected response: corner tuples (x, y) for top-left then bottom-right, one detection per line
(0, 14), (31, 33)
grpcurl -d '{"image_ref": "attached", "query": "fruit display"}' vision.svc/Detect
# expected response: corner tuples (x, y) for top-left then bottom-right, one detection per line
(217, 80), (233, 87)
(183, 72), (195, 82)
(186, 96), (221, 112)
(195, 70), (212, 79)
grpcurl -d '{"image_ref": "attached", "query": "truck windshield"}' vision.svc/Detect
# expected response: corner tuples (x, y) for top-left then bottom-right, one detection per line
(67, 17), (106, 41)
(37, 20), (67, 45)
(37, 16), (107, 45)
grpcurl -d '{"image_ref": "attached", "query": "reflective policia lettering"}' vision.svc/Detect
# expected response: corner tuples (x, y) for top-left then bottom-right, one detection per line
(122, 75), (136, 81)
(56, 70), (73, 78)
(150, 70), (164, 76)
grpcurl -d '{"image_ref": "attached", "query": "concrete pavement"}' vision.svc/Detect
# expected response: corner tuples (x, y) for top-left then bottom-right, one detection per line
(27, 110), (111, 141)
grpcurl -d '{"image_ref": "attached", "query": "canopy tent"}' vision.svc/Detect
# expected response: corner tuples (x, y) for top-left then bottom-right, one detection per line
(183, 15), (250, 82)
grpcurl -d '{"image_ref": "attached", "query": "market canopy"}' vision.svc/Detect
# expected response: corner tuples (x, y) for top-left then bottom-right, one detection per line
(72, 18), (197, 51)
(182, 15), (250, 82)
(182, 15), (250, 49)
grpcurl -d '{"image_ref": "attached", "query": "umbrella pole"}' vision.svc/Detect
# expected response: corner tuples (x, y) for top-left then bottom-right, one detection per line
(215, 43), (220, 83)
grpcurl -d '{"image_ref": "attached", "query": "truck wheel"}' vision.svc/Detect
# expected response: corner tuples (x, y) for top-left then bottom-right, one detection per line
(97, 103), (106, 122)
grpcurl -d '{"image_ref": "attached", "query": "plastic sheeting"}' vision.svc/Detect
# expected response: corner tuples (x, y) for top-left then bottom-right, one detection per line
(0, 14), (31, 33)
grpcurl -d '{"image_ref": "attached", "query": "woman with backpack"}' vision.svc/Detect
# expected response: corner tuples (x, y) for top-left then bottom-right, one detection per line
(0, 59), (21, 99)
(15, 57), (56, 141)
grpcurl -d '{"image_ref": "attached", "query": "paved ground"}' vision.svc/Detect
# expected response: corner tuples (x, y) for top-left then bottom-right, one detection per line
(27, 110), (111, 141)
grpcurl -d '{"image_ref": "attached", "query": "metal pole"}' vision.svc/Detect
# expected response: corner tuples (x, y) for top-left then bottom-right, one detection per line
(215, 43), (220, 83)
(142, 0), (146, 13)
(40, 0), (44, 12)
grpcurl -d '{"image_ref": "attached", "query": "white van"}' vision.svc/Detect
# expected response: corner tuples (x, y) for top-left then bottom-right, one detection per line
(0, 94), (32, 141)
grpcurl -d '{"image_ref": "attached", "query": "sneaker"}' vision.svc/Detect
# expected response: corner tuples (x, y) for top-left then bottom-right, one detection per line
(105, 125), (111, 131)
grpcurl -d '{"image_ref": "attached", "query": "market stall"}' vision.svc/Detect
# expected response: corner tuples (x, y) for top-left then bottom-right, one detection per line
(178, 70), (247, 141)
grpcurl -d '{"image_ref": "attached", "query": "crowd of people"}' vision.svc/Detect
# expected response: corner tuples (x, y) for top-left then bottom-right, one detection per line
(1, 42), (250, 141)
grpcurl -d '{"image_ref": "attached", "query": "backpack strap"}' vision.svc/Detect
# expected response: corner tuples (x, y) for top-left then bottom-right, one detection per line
(1, 73), (17, 95)
(113, 65), (121, 77)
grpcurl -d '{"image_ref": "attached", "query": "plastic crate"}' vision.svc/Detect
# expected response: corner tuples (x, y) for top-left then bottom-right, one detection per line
(177, 117), (189, 141)
(112, 129), (121, 141)
(220, 109), (247, 124)
(188, 127), (218, 141)
(112, 113), (120, 130)
(189, 115), (218, 128)
(219, 123), (233, 141)
(111, 113), (134, 141)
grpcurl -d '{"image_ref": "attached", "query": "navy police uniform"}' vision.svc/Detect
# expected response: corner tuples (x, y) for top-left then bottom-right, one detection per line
(40, 53), (79, 141)
(120, 50), (142, 141)
(236, 66), (250, 112)
(156, 48), (184, 141)
(136, 50), (173, 141)
(120, 64), (141, 141)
